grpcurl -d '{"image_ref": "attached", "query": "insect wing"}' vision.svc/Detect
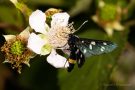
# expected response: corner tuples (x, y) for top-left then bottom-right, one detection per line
(75, 38), (117, 57)
(76, 49), (85, 68)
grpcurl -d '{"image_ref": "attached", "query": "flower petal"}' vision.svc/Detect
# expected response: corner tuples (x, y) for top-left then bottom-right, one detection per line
(27, 33), (46, 54)
(51, 12), (70, 27)
(29, 10), (47, 34)
(92, 15), (99, 23)
(99, 0), (105, 8)
(104, 27), (113, 37)
(47, 49), (69, 68)
(3, 35), (16, 41)
(113, 21), (124, 31)
(19, 27), (30, 39)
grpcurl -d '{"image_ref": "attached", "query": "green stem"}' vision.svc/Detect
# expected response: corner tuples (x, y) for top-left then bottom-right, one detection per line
(10, 0), (32, 21)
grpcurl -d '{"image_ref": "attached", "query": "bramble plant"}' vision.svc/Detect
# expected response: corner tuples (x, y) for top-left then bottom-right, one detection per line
(0, 0), (134, 90)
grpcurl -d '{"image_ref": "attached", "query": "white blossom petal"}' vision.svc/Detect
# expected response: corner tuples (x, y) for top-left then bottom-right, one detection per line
(104, 27), (113, 37)
(99, 0), (105, 8)
(47, 49), (69, 68)
(113, 21), (124, 31)
(92, 15), (99, 23)
(29, 10), (47, 34)
(51, 12), (70, 27)
(27, 33), (46, 54)
(3, 35), (16, 41)
(19, 27), (30, 39)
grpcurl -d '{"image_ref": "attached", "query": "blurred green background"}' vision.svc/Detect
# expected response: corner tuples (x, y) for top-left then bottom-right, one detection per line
(0, 0), (135, 90)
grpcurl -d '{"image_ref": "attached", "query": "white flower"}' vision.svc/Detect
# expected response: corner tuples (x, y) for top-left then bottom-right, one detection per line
(28, 10), (70, 68)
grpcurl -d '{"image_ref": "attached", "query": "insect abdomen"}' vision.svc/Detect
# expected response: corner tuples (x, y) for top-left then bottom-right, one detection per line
(67, 58), (76, 72)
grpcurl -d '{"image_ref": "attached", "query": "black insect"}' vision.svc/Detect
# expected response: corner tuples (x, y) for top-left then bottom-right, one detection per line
(67, 34), (117, 72)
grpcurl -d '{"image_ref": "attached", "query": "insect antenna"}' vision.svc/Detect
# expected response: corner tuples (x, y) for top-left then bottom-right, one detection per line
(75, 20), (88, 32)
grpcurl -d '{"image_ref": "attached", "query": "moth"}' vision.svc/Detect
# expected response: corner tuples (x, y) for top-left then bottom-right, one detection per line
(66, 34), (117, 72)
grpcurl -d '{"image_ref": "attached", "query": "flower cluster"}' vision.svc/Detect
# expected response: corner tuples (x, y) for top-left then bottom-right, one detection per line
(1, 27), (34, 73)
(92, 1), (124, 36)
(0, 8), (74, 73)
